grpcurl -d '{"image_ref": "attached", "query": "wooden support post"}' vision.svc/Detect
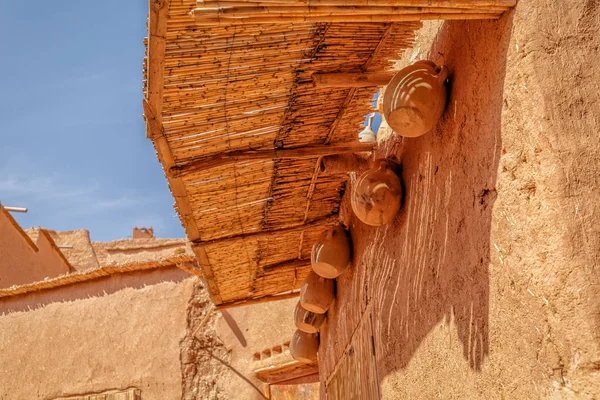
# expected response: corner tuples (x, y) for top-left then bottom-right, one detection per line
(168, 142), (375, 177)
(312, 72), (394, 88)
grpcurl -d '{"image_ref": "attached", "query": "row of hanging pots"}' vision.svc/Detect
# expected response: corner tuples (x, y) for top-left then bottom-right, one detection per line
(289, 60), (444, 361)
(290, 160), (403, 363)
(290, 225), (351, 364)
(351, 60), (448, 225)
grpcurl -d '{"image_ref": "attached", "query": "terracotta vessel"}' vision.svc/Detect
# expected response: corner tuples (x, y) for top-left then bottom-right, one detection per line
(311, 226), (352, 279)
(351, 159), (402, 226)
(382, 60), (449, 137)
(290, 330), (319, 363)
(358, 113), (377, 143)
(294, 301), (326, 333)
(300, 272), (335, 314)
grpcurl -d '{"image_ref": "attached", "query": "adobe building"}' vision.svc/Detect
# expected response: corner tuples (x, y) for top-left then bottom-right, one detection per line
(0, 206), (316, 399)
(142, 0), (600, 398)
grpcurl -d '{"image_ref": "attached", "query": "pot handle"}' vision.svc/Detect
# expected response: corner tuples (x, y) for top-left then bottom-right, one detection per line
(413, 59), (437, 69)
(436, 65), (449, 82)
(377, 160), (389, 171)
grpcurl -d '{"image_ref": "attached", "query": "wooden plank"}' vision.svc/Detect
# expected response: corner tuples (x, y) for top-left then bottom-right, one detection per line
(324, 22), (393, 145)
(51, 388), (141, 400)
(195, 0), (516, 7)
(216, 290), (300, 309)
(168, 143), (375, 177)
(255, 360), (319, 384)
(312, 72), (394, 88)
(145, 0), (224, 305)
(191, 13), (502, 25)
(193, 5), (509, 17)
(192, 214), (337, 246)
(146, 0), (170, 139)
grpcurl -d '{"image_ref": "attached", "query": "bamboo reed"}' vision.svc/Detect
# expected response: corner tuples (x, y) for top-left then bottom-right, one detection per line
(192, 5), (509, 16)
(191, 13), (501, 25)
(144, 0), (516, 304)
(197, 0), (515, 6)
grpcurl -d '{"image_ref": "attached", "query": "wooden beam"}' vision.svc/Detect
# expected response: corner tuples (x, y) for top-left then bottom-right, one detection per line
(192, 214), (337, 246)
(145, 0), (224, 305)
(312, 72), (394, 88)
(193, 5), (509, 16)
(363, 22), (396, 71)
(255, 360), (319, 384)
(168, 142), (375, 177)
(142, 99), (164, 138)
(216, 291), (300, 310)
(324, 22), (393, 145)
(191, 13), (502, 25)
(145, 0), (169, 139)
(196, 0), (516, 7)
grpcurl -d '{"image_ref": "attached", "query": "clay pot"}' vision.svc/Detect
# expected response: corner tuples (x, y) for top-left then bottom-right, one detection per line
(294, 302), (326, 333)
(290, 330), (319, 363)
(300, 272), (335, 314)
(382, 60), (449, 137)
(358, 113), (377, 143)
(351, 159), (402, 226)
(311, 226), (351, 279)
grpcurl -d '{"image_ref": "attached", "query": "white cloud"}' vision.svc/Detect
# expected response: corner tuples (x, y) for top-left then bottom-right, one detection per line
(0, 173), (151, 217)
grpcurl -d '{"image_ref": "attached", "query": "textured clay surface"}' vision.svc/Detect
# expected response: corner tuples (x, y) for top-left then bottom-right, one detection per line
(321, 1), (600, 399)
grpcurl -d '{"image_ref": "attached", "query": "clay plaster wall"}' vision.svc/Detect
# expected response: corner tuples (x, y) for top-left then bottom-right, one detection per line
(26, 228), (100, 272)
(214, 297), (298, 399)
(0, 208), (70, 289)
(92, 238), (190, 266)
(0, 267), (193, 400)
(320, 4), (600, 398)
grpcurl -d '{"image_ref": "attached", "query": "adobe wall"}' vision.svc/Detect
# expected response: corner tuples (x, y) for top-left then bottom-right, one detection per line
(213, 297), (298, 399)
(26, 228), (100, 272)
(0, 208), (70, 288)
(0, 267), (193, 400)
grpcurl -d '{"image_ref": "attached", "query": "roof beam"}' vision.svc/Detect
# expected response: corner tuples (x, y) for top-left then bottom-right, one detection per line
(168, 142), (375, 177)
(312, 72), (394, 88)
(192, 214), (337, 246)
(216, 291), (301, 310)
(145, 0), (224, 304)
(255, 360), (319, 384)
(145, 0), (169, 139)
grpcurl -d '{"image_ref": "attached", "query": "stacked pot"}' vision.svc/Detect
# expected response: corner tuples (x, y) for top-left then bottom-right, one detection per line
(290, 225), (352, 364)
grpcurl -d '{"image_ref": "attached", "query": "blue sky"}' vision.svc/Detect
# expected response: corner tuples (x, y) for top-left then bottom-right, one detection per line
(0, 1), (185, 241)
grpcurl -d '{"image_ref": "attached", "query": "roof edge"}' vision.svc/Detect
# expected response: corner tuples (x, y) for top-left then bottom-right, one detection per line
(0, 255), (195, 299)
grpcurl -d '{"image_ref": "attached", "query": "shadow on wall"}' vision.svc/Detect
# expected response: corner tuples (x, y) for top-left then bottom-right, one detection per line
(321, 12), (514, 384)
(0, 267), (191, 315)
(373, 13), (514, 372)
(221, 309), (248, 347)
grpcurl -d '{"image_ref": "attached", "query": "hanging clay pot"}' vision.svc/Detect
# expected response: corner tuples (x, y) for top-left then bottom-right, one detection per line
(300, 271), (335, 314)
(351, 159), (402, 226)
(294, 301), (326, 334)
(382, 60), (449, 137)
(358, 113), (377, 143)
(311, 226), (352, 279)
(290, 330), (319, 363)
